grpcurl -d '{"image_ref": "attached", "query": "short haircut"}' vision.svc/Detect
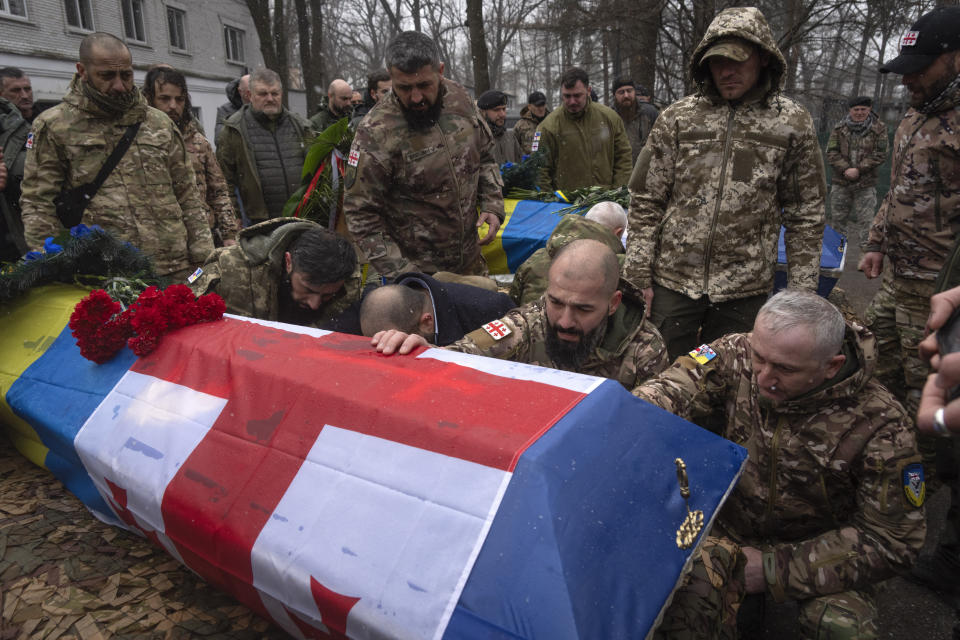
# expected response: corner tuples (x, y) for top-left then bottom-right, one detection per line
(287, 228), (357, 286)
(755, 290), (846, 360)
(560, 67), (589, 89)
(386, 31), (441, 73)
(249, 67), (282, 90)
(551, 239), (619, 295)
(367, 68), (390, 96)
(584, 201), (627, 233)
(359, 285), (425, 336)
(142, 66), (193, 123)
(79, 32), (129, 65)
(0, 67), (25, 86)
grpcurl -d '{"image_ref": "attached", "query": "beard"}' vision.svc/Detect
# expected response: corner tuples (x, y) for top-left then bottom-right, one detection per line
(544, 318), (607, 370)
(910, 70), (959, 109)
(401, 93), (444, 131)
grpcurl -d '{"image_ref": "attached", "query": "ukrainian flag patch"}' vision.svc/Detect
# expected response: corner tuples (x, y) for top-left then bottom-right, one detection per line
(688, 344), (716, 365)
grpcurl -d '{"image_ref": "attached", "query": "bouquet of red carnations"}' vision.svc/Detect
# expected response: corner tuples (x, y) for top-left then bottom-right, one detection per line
(69, 284), (226, 364)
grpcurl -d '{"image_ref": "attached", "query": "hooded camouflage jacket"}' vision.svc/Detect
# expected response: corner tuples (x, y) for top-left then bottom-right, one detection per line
(449, 289), (668, 389)
(865, 83), (960, 281)
(534, 100), (633, 192)
(512, 105), (546, 156)
(21, 75), (213, 276)
(825, 115), (888, 188)
(510, 214), (625, 305)
(188, 218), (361, 327)
(181, 119), (240, 244)
(343, 78), (504, 279)
(634, 323), (925, 602)
(624, 7), (825, 301)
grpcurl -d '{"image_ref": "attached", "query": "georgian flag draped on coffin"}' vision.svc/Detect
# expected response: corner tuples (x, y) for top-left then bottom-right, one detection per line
(3, 294), (747, 639)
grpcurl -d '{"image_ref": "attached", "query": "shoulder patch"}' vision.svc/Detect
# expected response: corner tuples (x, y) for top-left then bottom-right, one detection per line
(903, 462), (925, 507)
(187, 267), (203, 284)
(688, 344), (716, 365)
(531, 130), (541, 152)
(25, 132), (33, 149)
(348, 148), (360, 167)
(482, 320), (511, 340)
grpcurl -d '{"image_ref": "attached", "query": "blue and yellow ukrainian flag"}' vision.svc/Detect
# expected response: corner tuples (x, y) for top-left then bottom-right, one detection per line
(480, 198), (570, 274)
(0, 283), (134, 519)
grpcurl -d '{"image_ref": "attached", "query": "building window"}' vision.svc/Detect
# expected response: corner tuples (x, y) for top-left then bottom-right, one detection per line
(224, 25), (244, 64)
(64, 0), (93, 30)
(121, 0), (145, 43)
(0, 0), (27, 18)
(167, 6), (186, 50)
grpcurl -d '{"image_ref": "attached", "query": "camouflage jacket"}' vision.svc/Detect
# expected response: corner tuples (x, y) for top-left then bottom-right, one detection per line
(513, 105), (546, 156)
(825, 115), (888, 188)
(188, 218), (361, 327)
(614, 99), (659, 164)
(865, 83), (960, 281)
(343, 78), (504, 279)
(0, 96), (29, 256)
(510, 214), (625, 305)
(624, 7), (825, 301)
(534, 100), (633, 192)
(634, 323), (925, 601)
(216, 105), (314, 223)
(182, 119), (239, 244)
(449, 293), (669, 389)
(21, 75), (213, 276)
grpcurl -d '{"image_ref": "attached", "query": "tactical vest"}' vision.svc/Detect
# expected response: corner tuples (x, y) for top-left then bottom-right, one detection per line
(243, 109), (305, 218)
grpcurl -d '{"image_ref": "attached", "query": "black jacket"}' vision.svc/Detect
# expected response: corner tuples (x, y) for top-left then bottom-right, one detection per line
(322, 272), (516, 345)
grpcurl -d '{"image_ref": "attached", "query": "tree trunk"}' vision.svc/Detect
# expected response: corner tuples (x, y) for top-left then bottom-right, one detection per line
(293, 0), (324, 115)
(466, 0), (491, 94)
(245, 0), (290, 106)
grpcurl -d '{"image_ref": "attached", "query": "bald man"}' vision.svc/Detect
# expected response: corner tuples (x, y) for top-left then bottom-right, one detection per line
(20, 32), (212, 279)
(510, 202), (627, 305)
(373, 239), (669, 389)
(310, 78), (354, 132)
(359, 272), (514, 343)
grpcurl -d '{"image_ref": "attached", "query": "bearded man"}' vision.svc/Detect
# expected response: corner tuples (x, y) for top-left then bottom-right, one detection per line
(343, 31), (504, 280)
(143, 66), (239, 246)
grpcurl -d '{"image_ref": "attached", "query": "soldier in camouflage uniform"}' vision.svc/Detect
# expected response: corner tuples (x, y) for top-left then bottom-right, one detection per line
(859, 7), (960, 421)
(188, 218), (361, 328)
(636, 290), (925, 640)
(0, 96), (29, 260)
(534, 67), (633, 192)
(510, 204), (626, 305)
(20, 33), (213, 279)
(373, 239), (669, 390)
(513, 91), (548, 156)
(625, 7), (826, 360)
(142, 67), (240, 247)
(344, 31), (504, 280)
(826, 96), (887, 248)
(477, 89), (521, 166)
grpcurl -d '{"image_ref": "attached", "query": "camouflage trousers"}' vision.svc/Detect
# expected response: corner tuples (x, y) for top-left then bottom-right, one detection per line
(654, 536), (878, 640)
(865, 272), (944, 483)
(828, 185), (876, 249)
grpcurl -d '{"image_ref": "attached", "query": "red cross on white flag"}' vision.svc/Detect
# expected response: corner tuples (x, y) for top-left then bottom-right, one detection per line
(483, 320), (511, 340)
(348, 149), (360, 166)
(901, 31), (919, 47)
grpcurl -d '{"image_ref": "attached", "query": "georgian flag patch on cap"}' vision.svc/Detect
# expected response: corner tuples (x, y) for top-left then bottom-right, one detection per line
(901, 31), (919, 47)
(531, 131), (542, 152)
(688, 344), (717, 365)
(348, 149), (360, 167)
(482, 320), (511, 340)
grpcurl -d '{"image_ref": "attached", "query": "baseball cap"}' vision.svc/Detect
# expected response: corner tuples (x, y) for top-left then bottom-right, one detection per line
(700, 37), (754, 64)
(477, 90), (507, 110)
(880, 6), (960, 75)
(527, 91), (546, 106)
